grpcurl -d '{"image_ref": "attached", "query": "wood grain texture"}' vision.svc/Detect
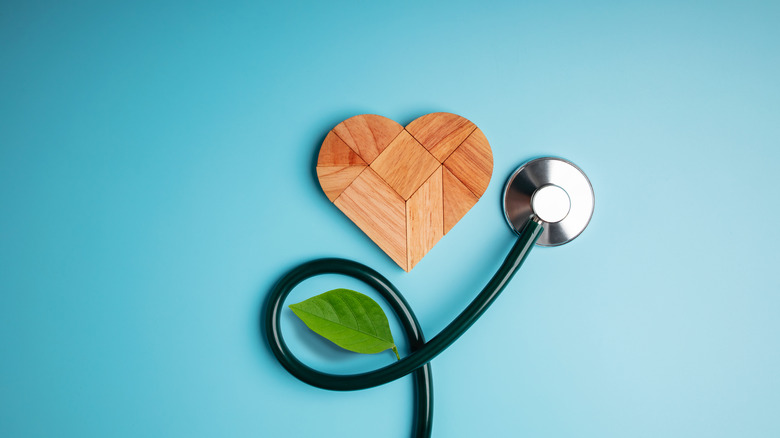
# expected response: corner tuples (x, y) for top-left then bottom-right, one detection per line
(442, 167), (478, 235)
(316, 113), (493, 271)
(443, 128), (493, 197)
(406, 167), (443, 271)
(316, 166), (366, 202)
(334, 168), (408, 271)
(332, 114), (404, 164)
(318, 131), (366, 166)
(405, 112), (476, 163)
(369, 130), (440, 200)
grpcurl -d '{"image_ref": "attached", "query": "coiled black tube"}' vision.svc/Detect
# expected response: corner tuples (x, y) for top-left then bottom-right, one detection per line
(264, 220), (542, 437)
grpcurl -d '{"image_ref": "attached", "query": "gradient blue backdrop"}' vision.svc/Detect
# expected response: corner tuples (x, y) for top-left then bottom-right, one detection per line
(2, 1), (779, 437)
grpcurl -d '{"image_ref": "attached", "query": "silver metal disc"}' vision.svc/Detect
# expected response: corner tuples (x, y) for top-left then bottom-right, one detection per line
(503, 157), (595, 246)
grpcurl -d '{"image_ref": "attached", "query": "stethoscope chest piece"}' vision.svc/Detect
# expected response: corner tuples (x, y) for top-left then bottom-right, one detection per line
(503, 157), (595, 246)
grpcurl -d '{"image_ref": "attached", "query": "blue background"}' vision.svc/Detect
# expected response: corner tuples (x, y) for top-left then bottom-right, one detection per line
(2, 1), (779, 437)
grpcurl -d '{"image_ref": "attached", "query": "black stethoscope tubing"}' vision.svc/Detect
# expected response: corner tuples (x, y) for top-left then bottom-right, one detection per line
(264, 219), (543, 438)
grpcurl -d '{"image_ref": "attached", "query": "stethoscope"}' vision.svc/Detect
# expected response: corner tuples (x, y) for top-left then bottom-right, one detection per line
(265, 157), (595, 438)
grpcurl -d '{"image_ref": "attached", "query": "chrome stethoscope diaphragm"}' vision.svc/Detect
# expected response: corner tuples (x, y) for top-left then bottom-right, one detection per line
(503, 157), (595, 246)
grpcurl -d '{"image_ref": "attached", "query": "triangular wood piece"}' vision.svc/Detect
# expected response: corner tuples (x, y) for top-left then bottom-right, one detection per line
(442, 167), (478, 235)
(405, 112), (476, 163)
(334, 168), (408, 271)
(443, 128), (492, 198)
(317, 166), (366, 202)
(318, 131), (366, 166)
(333, 114), (404, 164)
(406, 167), (443, 271)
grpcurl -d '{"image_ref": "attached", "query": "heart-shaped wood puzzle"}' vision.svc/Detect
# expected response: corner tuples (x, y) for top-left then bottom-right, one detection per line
(316, 112), (493, 271)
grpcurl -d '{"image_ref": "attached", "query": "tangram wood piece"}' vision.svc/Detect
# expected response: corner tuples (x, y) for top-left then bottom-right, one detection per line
(332, 114), (404, 164)
(443, 128), (493, 198)
(406, 167), (444, 270)
(317, 113), (493, 272)
(317, 166), (367, 202)
(442, 167), (478, 235)
(406, 112), (477, 163)
(318, 131), (366, 166)
(369, 130), (440, 200)
(334, 168), (407, 271)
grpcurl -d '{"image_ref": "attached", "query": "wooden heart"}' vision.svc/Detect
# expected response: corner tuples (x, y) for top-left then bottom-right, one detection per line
(316, 113), (493, 272)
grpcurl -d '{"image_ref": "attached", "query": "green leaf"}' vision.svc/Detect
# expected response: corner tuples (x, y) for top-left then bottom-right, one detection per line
(289, 288), (400, 360)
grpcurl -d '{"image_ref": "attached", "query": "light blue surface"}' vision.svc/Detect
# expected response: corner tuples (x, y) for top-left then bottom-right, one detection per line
(2, 1), (779, 437)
